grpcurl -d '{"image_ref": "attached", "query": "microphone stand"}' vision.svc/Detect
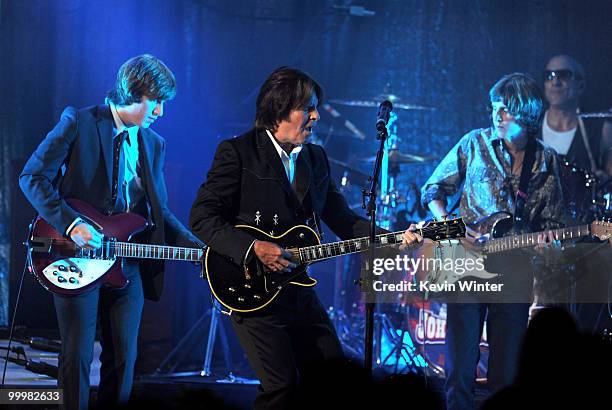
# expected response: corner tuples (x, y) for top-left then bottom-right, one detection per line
(362, 121), (389, 375)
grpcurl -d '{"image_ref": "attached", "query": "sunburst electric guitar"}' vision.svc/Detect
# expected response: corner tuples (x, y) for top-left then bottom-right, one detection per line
(415, 211), (612, 285)
(204, 218), (466, 313)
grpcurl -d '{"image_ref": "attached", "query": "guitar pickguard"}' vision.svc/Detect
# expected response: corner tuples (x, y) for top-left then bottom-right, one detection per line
(42, 258), (117, 290)
(416, 240), (499, 286)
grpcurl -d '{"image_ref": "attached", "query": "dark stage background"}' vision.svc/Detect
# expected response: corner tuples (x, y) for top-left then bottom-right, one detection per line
(1, 0), (611, 375)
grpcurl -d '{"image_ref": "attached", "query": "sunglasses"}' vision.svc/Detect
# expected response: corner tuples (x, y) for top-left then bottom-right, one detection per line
(544, 69), (581, 82)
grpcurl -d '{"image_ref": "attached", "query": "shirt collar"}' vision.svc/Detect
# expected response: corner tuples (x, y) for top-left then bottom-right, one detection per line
(109, 102), (138, 145)
(485, 127), (503, 142)
(265, 129), (302, 158)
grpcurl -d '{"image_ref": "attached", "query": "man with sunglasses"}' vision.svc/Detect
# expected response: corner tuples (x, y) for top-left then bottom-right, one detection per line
(542, 55), (609, 175)
(542, 55), (612, 337)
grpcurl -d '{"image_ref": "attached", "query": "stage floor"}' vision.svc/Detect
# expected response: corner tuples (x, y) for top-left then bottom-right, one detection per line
(1, 338), (479, 409)
(1, 338), (257, 409)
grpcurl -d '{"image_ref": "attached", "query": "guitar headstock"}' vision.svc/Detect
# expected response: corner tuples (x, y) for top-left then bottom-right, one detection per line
(590, 220), (612, 241)
(420, 217), (466, 241)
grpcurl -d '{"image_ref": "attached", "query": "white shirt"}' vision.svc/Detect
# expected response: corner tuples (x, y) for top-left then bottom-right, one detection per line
(542, 110), (576, 156)
(265, 129), (302, 188)
(109, 103), (144, 210)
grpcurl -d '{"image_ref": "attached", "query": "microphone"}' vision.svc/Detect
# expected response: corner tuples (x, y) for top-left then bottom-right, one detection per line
(376, 100), (393, 133)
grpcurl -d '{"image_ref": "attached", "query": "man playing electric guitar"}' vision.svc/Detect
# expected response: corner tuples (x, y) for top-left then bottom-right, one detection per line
(19, 55), (202, 410)
(189, 67), (422, 410)
(421, 73), (565, 410)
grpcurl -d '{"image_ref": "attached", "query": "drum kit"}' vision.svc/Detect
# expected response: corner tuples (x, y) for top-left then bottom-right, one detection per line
(559, 158), (612, 223)
(324, 97), (612, 377)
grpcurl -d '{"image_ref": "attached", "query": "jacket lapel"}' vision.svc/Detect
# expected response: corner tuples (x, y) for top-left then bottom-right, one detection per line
(95, 105), (114, 190)
(137, 128), (156, 198)
(294, 145), (312, 204)
(257, 129), (295, 198)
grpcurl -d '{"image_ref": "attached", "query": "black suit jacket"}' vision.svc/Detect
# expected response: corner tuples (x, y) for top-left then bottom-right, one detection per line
(189, 128), (372, 266)
(20, 104), (198, 301)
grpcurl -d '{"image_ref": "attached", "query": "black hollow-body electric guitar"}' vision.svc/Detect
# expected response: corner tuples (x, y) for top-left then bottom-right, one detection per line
(204, 218), (466, 313)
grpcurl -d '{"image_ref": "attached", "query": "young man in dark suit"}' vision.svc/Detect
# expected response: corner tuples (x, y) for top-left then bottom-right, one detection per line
(189, 67), (421, 410)
(20, 54), (201, 410)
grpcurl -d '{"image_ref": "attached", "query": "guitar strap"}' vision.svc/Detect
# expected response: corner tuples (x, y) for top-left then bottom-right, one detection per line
(513, 136), (537, 232)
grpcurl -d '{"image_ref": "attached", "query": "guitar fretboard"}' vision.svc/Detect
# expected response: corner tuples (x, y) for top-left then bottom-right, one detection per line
(482, 224), (590, 254)
(39, 237), (205, 262)
(296, 231), (404, 263)
(110, 241), (203, 261)
(295, 221), (464, 263)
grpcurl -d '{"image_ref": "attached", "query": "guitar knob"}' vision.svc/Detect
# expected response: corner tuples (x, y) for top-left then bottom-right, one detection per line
(299, 233), (305, 239)
(244, 284), (251, 289)
(237, 297), (245, 303)
(253, 295), (261, 300)
(69, 277), (78, 284)
(57, 276), (67, 283)
(58, 265), (67, 271)
(228, 287), (236, 293)
(53, 271), (58, 276)
(69, 266), (77, 272)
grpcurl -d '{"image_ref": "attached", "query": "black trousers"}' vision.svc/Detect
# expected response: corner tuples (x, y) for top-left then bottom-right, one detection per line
(53, 261), (144, 410)
(230, 285), (343, 410)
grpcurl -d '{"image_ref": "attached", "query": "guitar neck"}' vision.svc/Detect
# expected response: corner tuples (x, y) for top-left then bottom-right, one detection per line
(114, 242), (203, 262)
(482, 224), (591, 254)
(296, 231), (403, 263)
(296, 221), (463, 263)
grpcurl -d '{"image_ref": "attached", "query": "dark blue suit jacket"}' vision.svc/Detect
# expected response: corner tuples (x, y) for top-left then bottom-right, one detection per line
(20, 104), (199, 300)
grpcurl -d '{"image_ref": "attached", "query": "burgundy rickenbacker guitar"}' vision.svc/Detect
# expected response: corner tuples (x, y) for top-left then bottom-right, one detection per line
(27, 198), (204, 296)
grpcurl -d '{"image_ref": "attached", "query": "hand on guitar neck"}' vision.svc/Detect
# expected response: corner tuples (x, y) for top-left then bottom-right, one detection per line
(534, 230), (561, 252)
(69, 221), (103, 250)
(253, 240), (297, 273)
(400, 223), (424, 250)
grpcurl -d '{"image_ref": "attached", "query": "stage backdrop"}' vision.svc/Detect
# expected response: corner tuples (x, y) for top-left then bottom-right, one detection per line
(1, 0), (611, 373)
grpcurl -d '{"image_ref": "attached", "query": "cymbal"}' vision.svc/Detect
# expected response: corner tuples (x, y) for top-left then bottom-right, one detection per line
(327, 157), (370, 179)
(361, 149), (438, 164)
(329, 98), (435, 111)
